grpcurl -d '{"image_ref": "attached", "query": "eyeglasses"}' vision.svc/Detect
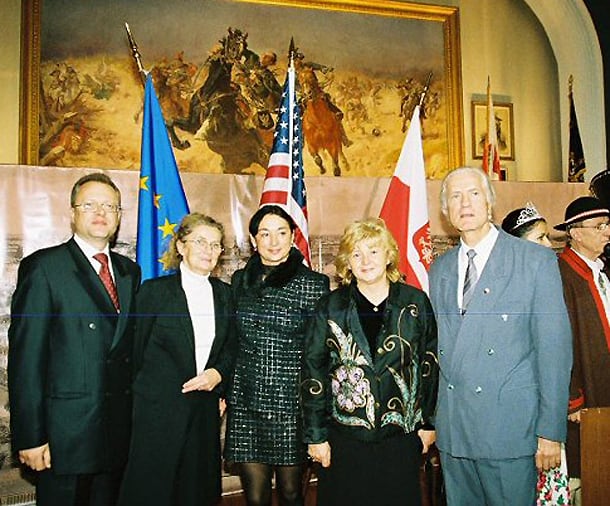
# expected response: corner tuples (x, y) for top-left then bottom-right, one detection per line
(182, 238), (224, 253)
(573, 222), (610, 232)
(73, 201), (121, 213)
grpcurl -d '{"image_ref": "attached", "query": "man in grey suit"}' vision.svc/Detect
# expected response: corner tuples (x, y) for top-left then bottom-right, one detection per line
(8, 173), (141, 506)
(429, 167), (572, 505)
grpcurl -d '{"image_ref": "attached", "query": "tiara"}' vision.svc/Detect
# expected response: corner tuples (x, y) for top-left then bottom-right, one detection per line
(512, 202), (543, 230)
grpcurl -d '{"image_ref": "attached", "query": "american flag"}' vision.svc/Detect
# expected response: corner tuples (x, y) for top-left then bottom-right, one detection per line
(260, 62), (311, 265)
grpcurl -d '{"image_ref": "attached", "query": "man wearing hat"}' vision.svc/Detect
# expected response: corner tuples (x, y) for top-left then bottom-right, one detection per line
(555, 196), (610, 500)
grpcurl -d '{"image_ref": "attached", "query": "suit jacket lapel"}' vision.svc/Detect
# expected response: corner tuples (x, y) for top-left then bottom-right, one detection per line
(109, 253), (136, 350)
(439, 247), (461, 315)
(206, 278), (227, 367)
(466, 232), (511, 313)
(449, 233), (511, 375)
(66, 239), (116, 315)
(170, 274), (196, 361)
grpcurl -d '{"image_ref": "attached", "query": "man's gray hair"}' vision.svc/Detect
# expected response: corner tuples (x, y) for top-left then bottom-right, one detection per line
(439, 167), (496, 216)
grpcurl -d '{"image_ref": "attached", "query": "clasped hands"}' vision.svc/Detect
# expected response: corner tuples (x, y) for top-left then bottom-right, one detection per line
(307, 429), (436, 469)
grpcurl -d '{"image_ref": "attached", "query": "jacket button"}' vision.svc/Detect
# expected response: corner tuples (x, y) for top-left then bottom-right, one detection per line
(487, 348), (495, 355)
(89, 323), (96, 330)
(475, 386), (482, 394)
(377, 347), (383, 354)
(439, 349), (444, 355)
(447, 384), (454, 390)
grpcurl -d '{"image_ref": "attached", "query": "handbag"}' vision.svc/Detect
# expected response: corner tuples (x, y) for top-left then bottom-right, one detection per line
(536, 444), (570, 505)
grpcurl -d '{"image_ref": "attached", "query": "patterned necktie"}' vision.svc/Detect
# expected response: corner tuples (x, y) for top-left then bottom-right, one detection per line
(462, 249), (478, 310)
(93, 252), (120, 312)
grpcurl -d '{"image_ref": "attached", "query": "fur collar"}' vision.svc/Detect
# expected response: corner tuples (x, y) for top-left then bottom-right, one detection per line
(242, 248), (305, 289)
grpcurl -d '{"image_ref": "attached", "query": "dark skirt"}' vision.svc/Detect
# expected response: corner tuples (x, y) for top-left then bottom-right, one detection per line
(118, 394), (222, 506)
(317, 430), (422, 506)
(224, 404), (306, 465)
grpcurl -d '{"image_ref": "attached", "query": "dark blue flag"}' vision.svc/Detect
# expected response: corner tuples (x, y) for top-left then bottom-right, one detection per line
(568, 78), (586, 182)
(137, 74), (189, 281)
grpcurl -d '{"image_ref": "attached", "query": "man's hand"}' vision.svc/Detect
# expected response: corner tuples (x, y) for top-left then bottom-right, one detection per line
(308, 442), (331, 468)
(19, 443), (51, 471)
(568, 410), (581, 424)
(182, 368), (222, 393)
(535, 437), (561, 471)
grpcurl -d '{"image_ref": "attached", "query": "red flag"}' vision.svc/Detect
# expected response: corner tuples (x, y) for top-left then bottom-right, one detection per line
(379, 105), (432, 293)
(483, 77), (502, 180)
(260, 61), (311, 265)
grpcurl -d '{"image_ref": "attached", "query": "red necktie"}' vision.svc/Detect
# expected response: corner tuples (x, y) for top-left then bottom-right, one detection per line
(93, 252), (120, 312)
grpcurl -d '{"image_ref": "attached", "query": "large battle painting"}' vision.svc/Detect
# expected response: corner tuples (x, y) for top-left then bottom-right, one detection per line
(23, 0), (463, 178)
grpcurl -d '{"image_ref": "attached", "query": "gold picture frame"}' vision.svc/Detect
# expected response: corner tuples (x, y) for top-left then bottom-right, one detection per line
(471, 100), (515, 161)
(20, 0), (464, 178)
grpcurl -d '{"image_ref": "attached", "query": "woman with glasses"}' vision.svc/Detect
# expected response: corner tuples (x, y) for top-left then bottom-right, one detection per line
(118, 213), (235, 506)
(224, 205), (329, 506)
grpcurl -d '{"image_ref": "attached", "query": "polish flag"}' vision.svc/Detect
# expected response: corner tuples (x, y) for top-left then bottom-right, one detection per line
(483, 76), (502, 179)
(379, 105), (432, 293)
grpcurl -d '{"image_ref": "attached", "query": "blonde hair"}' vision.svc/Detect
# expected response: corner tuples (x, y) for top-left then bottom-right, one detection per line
(335, 218), (401, 286)
(160, 213), (225, 270)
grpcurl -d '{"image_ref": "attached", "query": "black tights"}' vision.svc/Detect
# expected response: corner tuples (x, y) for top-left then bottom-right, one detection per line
(239, 462), (306, 506)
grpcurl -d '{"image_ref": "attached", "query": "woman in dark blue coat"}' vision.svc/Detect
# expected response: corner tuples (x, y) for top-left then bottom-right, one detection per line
(118, 213), (235, 506)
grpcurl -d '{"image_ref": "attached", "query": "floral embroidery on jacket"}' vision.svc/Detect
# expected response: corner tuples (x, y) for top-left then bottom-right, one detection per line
(327, 320), (376, 428)
(379, 307), (424, 432)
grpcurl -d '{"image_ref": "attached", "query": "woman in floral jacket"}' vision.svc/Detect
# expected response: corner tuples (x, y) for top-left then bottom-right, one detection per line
(302, 218), (438, 506)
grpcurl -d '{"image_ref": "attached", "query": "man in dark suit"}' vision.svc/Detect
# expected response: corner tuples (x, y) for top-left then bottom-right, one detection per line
(429, 167), (572, 505)
(8, 172), (141, 506)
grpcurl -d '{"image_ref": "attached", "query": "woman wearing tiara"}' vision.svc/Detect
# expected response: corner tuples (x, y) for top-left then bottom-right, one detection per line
(501, 201), (552, 247)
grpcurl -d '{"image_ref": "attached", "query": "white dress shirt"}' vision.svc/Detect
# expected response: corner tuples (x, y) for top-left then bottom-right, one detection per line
(73, 233), (115, 282)
(457, 226), (499, 310)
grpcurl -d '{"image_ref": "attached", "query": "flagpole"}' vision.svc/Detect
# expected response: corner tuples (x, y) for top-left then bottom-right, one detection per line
(125, 22), (147, 87)
(418, 72), (433, 107)
(289, 37), (296, 68)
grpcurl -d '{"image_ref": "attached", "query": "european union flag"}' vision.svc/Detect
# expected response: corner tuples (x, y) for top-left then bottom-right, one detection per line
(137, 74), (189, 281)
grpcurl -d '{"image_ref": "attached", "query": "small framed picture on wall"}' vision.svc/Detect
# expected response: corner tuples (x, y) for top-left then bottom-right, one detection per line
(471, 101), (515, 160)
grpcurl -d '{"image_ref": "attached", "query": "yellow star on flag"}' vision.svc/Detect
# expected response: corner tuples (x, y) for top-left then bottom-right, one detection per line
(153, 194), (162, 209)
(158, 218), (177, 239)
(140, 175), (149, 191)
